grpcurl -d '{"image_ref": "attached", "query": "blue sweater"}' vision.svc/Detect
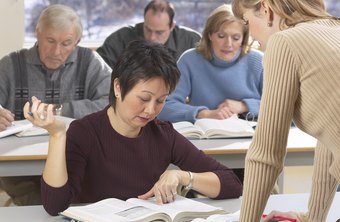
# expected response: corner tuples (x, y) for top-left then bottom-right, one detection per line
(158, 48), (263, 123)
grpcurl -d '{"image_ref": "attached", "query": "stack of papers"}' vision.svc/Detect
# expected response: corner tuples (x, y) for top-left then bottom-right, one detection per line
(0, 120), (33, 138)
(0, 116), (75, 139)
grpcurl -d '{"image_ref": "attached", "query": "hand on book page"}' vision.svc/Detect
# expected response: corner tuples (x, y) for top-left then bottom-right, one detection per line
(173, 116), (254, 139)
(0, 119), (33, 138)
(59, 196), (226, 222)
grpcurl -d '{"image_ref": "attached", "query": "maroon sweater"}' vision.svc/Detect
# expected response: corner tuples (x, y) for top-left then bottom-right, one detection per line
(41, 106), (242, 216)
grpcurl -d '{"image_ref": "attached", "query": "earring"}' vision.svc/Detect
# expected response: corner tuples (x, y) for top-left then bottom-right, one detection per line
(268, 9), (273, 27)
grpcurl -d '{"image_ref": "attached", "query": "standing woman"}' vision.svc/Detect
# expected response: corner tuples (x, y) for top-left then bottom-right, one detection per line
(231, 0), (340, 221)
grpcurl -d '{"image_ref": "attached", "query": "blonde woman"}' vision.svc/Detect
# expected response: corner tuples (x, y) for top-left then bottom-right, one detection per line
(158, 4), (263, 123)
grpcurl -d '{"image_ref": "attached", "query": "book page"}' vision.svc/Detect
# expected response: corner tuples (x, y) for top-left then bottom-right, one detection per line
(0, 120), (33, 139)
(15, 126), (48, 137)
(127, 196), (225, 222)
(15, 116), (75, 137)
(192, 212), (240, 222)
(172, 121), (204, 139)
(195, 117), (254, 138)
(60, 198), (171, 222)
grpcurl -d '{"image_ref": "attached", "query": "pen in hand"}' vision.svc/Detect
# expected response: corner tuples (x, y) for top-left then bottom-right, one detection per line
(26, 99), (33, 116)
(0, 104), (14, 125)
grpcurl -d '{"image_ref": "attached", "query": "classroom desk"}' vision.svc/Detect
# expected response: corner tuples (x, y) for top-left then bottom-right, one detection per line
(0, 192), (339, 222)
(0, 135), (49, 177)
(0, 127), (316, 177)
(190, 127), (316, 168)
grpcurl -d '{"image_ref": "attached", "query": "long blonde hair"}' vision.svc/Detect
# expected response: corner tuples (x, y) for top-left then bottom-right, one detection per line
(232, 0), (339, 29)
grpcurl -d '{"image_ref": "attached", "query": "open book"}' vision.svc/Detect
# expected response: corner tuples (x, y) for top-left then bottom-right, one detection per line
(59, 196), (226, 222)
(0, 119), (33, 139)
(0, 116), (75, 138)
(15, 116), (75, 137)
(192, 210), (240, 222)
(172, 116), (255, 139)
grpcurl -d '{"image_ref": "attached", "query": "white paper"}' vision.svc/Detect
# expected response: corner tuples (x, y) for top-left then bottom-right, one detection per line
(0, 120), (33, 139)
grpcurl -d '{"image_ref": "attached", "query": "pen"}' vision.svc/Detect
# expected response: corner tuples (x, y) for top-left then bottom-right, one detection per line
(262, 214), (297, 222)
(26, 100), (33, 116)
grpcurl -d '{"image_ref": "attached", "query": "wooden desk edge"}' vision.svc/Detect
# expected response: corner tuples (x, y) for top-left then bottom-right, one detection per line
(0, 155), (47, 161)
(0, 147), (314, 160)
(203, 147), (315, 155)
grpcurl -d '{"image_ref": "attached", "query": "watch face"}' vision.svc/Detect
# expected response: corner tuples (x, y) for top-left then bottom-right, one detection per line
(53, 104), (63, 116)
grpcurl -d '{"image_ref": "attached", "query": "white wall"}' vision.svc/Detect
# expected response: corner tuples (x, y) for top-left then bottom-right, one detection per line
(0, 0), (24, 58)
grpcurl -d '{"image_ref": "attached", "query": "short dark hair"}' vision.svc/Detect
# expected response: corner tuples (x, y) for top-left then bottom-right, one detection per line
(144, 0), (175, 27)
(109, 40), (180, 110)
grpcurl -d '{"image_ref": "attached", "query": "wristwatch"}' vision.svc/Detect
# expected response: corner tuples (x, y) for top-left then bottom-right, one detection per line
(184, 171), (193, 191)
(53, 104), (63, 116)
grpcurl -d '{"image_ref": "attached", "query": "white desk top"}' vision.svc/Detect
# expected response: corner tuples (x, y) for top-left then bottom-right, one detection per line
(0, 193), (339, 222)
(0, 127), (316, 177)
(0, 116), (74, 160)
(0, 135), (49, 160)
(191, 127), (317, 154)
(0, 127), (316, 160)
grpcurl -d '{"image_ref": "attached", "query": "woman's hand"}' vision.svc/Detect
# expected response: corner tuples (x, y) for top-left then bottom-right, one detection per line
(0, 106), (14, 131)
(138, 170), (181, 204)
(197, 106), (235, 119)
(218, 99), (248, 114)
(23, 96), (66, 136)
(261, 210), (300, 222)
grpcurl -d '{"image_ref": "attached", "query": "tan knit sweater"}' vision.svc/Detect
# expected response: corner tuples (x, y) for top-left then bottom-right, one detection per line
(240, 19), (340, 222)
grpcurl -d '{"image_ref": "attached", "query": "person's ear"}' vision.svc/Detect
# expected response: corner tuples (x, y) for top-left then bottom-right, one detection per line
(113, 78), (121, 97)
(208, 32), (212, 41)
(170, 20), (176, 31)
(261, 1), (273, 27)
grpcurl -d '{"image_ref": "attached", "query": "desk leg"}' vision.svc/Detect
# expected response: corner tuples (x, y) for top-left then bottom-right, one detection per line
(277, 171), (284, 194)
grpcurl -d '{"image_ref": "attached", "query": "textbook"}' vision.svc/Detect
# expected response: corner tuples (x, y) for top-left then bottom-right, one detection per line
(172, 116), (255, 139)
(192, 210), (240, 222)
(0, 116), (74, 138)
(15, 116), (75, 137)
(0, 120), (33, 139)
(59, 196), (226, 222)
